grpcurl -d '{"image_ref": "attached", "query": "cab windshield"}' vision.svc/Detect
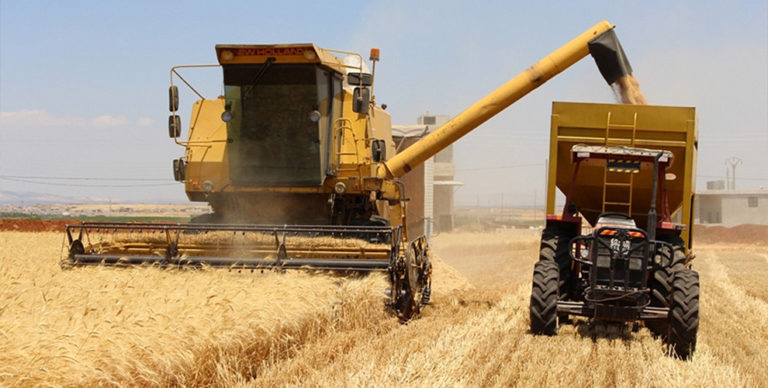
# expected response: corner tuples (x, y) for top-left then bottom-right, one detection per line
(223, 64), (342, 186)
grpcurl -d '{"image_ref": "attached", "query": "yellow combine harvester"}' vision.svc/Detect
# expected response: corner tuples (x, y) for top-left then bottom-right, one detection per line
(530, 102), (699, 358)
(65, 21), (636, 320)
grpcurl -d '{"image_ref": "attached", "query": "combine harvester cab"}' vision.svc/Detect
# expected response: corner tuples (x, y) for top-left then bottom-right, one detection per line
(64, 43), (432, 320)
(65, 20), (641, 321)
(530, 102), (699, 359)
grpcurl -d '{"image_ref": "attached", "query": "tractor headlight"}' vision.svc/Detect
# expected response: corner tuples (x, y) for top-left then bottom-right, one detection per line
(334, 182), (346, 194)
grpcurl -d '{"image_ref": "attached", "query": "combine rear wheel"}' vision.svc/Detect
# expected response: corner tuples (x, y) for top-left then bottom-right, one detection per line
(667, 269), (699, 360)
(530, 260), (559, 335)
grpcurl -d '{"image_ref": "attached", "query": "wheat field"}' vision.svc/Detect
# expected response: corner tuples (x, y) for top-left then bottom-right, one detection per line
(1, 229), (767, 387)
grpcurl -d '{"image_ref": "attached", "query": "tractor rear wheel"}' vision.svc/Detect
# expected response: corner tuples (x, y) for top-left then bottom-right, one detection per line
(647, 244), (685, 336)
(530, 260), (559, 335)
(667, 269), (699, 360)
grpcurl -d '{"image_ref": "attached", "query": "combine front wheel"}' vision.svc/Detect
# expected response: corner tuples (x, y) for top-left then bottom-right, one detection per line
(393, 237), (432, 321)
(394, 253), (419, 321)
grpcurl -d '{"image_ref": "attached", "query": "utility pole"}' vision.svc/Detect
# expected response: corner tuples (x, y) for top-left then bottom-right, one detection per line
(726, 157), (742, 190)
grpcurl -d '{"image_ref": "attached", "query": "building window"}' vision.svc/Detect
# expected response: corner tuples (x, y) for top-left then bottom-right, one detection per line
(748, 197), (758, 208)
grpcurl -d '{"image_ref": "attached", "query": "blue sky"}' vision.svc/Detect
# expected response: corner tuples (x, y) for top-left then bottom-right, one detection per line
(1, 0), (766, 206)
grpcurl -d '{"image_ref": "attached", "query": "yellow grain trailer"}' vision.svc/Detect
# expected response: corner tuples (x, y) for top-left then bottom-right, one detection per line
(531, 102), (700, 359)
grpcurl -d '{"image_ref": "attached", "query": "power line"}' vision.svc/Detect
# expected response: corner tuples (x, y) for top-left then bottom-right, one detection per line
(0, 175), (176, 188)
(697, 175), (768, 182)
(0, 175), (169, 182)
(456, 163), (544, 172)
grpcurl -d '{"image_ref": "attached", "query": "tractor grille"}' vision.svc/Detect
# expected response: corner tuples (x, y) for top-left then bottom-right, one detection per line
(592, 227), (648, 291)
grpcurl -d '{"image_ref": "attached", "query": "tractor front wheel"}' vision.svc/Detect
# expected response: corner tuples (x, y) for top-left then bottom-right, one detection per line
(647, 244), (686, 336)
(530, 260), (559, 335)
(667, 269), (700, 360)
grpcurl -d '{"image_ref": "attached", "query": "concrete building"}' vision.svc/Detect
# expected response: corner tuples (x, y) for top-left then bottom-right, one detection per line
(392, 114), (462, 238)
(696, 188), (768, 226)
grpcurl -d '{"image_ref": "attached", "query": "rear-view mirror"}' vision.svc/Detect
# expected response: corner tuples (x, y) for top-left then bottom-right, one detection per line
(173, 158), (186, 181)
(169, 86), (179, 112)
(347, 72), (372, 86)
(372, 139), (386, 162)
(168, 115), (181, 138)
(353, 87), (370, 114)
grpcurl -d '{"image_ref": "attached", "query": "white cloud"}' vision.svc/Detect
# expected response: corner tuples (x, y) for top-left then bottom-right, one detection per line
(0, 110), (137, 129)
(0, 109), (85, 127)
(137, 117), (154, 127)
(91, 115), (128, 127)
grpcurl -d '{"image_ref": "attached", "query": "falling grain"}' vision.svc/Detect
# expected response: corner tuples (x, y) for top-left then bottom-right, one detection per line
(614, 74), (648, 105)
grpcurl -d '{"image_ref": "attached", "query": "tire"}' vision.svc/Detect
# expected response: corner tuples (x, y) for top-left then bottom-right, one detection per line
(539, 228), (572, 297)
(667, 269), (699, 360)
(530, 260), (559, 335)
(647, 244), (686, 336)
(395, 253), (418, 322)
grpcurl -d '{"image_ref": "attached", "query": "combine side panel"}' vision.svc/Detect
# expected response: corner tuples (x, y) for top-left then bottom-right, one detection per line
(183, 98), (229, 202)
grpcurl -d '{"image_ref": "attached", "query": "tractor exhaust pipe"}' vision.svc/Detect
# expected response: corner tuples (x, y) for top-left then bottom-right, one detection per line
(647, 152), (664, 241)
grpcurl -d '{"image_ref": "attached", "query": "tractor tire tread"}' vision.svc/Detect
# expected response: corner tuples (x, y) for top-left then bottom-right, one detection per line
(647, 244), (685, 337)
(539, 229), (572, 296)
(668, 269), (699, 360)
(530, 260), (559, 335)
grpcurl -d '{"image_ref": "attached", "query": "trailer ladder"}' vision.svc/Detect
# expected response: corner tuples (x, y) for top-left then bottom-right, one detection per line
(601, 111), (639, 215)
